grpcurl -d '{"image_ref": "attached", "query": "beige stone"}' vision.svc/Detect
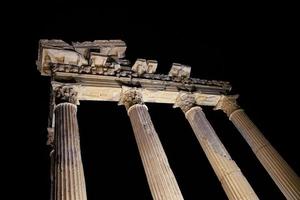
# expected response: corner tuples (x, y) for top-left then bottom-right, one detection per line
(121, 89), (184, 200)
(51, 79), (223, 106)
(215, 95), (300, 200)
(132, 59), (158, 75)
(39, 39), (295, 199)
(168, 63), (191, 79)
(175, 93), (258, 199)
(53, 103), (87, 200)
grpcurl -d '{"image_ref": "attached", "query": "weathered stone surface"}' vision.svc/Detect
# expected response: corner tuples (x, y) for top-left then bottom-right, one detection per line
(131, 59), (158, 76)
(183, 106), (259, 200)
(72, 40), (127, 58)
(173, 92), (196, 112)
(52, 83), (80, 105)
(38, 39), (300, 200)
(50, 72), (227, 106)
(229, 109), (300, 199)
(215, 95), (300, 199)
(168, 63), (191, 80)
(127, 104), (184, 200)
(119, 87), (144, 110)
(122, 89), (184, 200)
(53, 103), (87, 200)
(47, 127), (54, 146)
(37, 39), (256, 200)
(215, 95), (300, 200)
(214, 95), (240, 117)
(37, 39), (128, 76)
(37, 39), (231, 96)
(90, 53), (108, 67)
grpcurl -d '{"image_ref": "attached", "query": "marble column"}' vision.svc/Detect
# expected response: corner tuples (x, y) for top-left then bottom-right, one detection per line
(215, 95), (300, 200)
(120, 88), (184, 200)
(51, 84), (87, 200)
(175, 93), (259, 200)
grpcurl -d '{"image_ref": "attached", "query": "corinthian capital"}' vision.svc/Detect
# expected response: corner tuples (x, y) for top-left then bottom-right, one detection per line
(52, 82), (80, 105)
(214, 95), (240, 117)
(119, 87), (144, 110)
(173, 92), (196, 113)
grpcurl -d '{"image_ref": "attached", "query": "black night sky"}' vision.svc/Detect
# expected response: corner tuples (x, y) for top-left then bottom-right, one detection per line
(8, 2), (299, 200)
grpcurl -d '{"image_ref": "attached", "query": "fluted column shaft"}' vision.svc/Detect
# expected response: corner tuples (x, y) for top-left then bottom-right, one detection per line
(184, 106), (258, 200)
(230, 109), (300, 199)
(127, 104), (184, 200)
(53, 103), (87, 200)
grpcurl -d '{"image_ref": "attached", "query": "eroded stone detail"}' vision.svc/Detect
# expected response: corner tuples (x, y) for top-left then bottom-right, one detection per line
(52, 83), (79, 105)
(47, 127), (54, 147)
(168, 63), (191, 81)
(230, 109), (300, 199)
(53, 103), (87, 200)
(127, 104), (184, 200)
(214, 95), (240, 117)
(131, 59), (158, 76)
(37, 39), (232, 92)
(47, 86), (56, 147)
(173, 92), (196, 113)
(119, 87), (144, 110)
(185, 107), (259, 200)
(38, 39), (129, 76)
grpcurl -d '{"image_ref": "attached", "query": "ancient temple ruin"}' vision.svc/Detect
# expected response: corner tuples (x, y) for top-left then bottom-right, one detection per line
(37, 39), (300, 200)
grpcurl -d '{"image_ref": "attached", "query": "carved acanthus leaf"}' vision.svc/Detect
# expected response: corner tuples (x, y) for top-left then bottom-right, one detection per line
(119, 87), (144, 110)
(214, 95), (240, 117)
(52, 82), (80, 105)
(173, 92), (196, 113)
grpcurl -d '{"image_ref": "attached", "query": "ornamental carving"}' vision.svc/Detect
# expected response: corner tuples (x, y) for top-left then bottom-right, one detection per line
(53, 84), (79, 105)
(37, 40), (231, 92)
(214, 95), (240, 117)
(119, 88), (144, 110)
(174, 92), (196, 113)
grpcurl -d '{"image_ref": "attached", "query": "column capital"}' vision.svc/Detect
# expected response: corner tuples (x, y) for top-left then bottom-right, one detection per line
(214, 95), (240, 117)
(173, 92), (196, 113)
(52, 82), (80, 105)
(119, 87), (144, 110)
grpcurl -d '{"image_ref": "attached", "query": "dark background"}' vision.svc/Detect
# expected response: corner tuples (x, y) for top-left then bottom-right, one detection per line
(6, 2), (299, 200)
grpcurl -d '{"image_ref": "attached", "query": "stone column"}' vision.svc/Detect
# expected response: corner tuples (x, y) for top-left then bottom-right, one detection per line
(215, 95), (300, 200)
(175, 93), (258, 200)
(51, 84), (87, 200)
(120, 88), (184, 200)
